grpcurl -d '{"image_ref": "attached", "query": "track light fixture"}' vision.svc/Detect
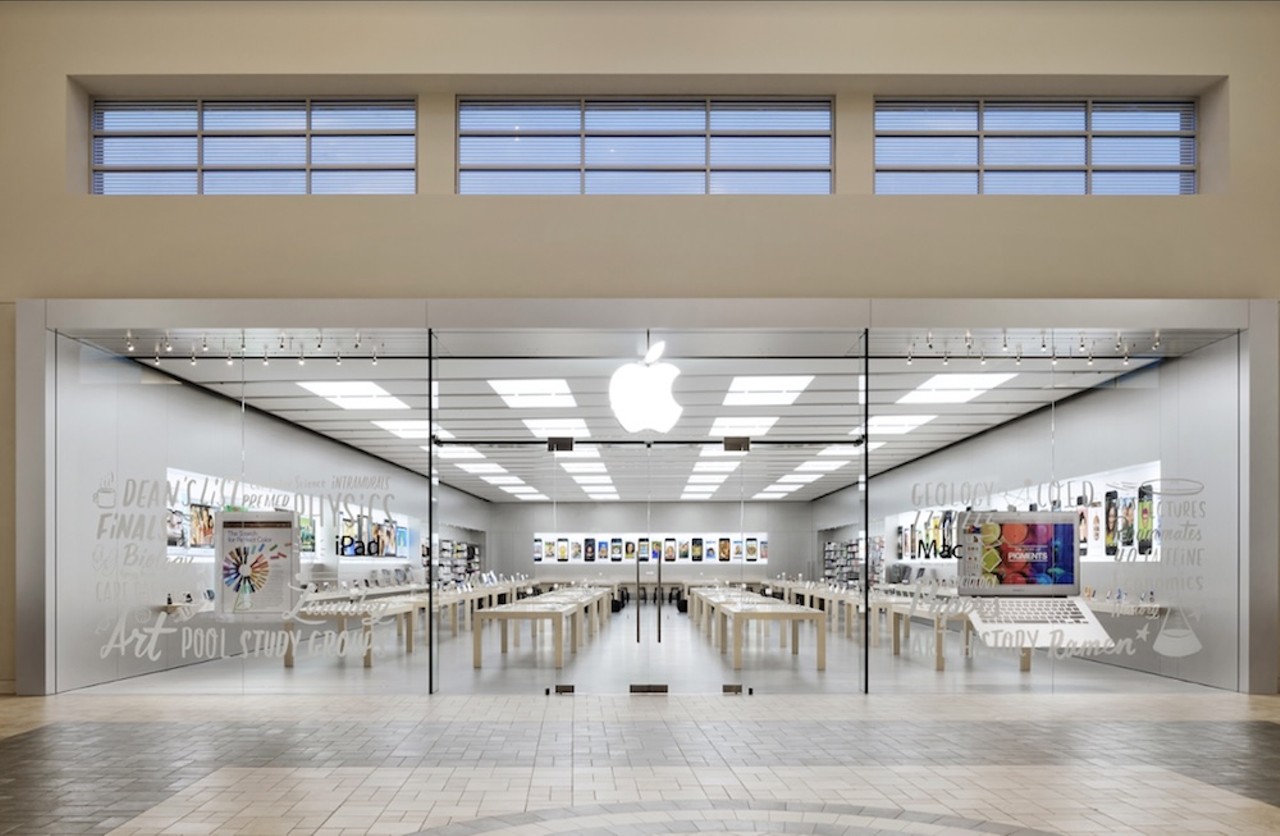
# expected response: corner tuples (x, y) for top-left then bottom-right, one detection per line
(1153, 330), (1161, 350)
(201, 334), (209, 352)
(980, 351), (986, 365)
(316, 332), (324, 350)
(1078, 333), (1086, 352)
(335, 351), (342, 366)
(1015, 346), (1022, 366)
(190, 351), (197, 366)
(906, 344), (913, 365)
(262, 352), (269, 366)
(279, 334), (286, 351)
(1002, 329), (1008, 351)
(239, 332), (246, 352)
(926, 331), (933, 350)
(153, 354), (160, 366)
(163, 335), (173, 352)
(1123, 347), (1130, 366)
(942, 351), (949, 366)
(354, 332), (362, 350)
(1051, 346), (1058, 366)
(226, 352), (234, 366)
(1115, 331), (1123, 352)
(1040, 332), (1047, 352)
(125, 330), (135, 353)
(372, 346), (378, 366)
(964, 329), (973, 350)
(297, 350), (305, 366)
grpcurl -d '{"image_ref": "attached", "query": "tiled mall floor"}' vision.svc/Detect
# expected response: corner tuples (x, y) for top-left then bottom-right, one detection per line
(6, 606), (1279, 835)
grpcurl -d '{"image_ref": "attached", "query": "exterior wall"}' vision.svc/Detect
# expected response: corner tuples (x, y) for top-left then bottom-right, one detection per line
(3, 0), (1280, 691)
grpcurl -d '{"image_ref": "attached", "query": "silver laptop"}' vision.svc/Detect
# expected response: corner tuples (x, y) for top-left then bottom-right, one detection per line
(958, 512), (1113, 650)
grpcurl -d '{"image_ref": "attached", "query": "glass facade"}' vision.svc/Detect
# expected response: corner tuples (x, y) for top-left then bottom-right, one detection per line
(38, 311), (1250, 697)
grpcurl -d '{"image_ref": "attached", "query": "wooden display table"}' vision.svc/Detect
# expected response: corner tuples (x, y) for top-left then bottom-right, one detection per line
(472, 587), (611, 669)
(282, 596), (417, 669)
(690, 588), (826, 671)
(889, 599), (973, 671)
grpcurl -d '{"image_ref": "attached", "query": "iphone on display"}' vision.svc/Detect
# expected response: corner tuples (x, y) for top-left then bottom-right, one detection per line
(746, 538), (759, 561)
(718, 538), (731, 561)
(571, 540), (582, 561)
(557, 538), (569, 562)
(584, 539), (595, 562)
(638, 538), (649, 562)
(691, 538), (703, 561)
(1105, 491), (1118, 555)
(533, 538), (543, 562)
(664, 538), (676, 561)
(610, 538), (623, 561)
(1138, 484), (1154, 555)
(1120, 496), (1135, 546)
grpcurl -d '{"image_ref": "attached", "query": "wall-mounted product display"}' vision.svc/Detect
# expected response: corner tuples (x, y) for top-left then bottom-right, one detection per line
(822, 540), (859, 583)
(215, 511), (299, 617)
(533, 532), (767, 564)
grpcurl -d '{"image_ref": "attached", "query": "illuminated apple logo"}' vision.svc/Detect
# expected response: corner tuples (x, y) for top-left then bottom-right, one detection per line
(609, 341), (682, 433)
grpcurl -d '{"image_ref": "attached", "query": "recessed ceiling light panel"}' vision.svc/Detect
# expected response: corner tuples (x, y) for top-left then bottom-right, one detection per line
(693, 461), (740, 473)
(897, 373), (1017, 405)
(797, 460), (848, 472)
(488, 378), (577, 408)
(554, 445), (600, 459)
(688, 474), (729, 484)
(723, 375), (814, 406)
(573, 475), (613, 485)
(523, 418), (590, 438)
(456, 462), (507, 474)
(561, 462), (607, 474)
(297, 381), (409, 410)
(373, 420), (453, 439)
(853, 415), (937, 436)
(779, 473), (822, 484)
(709, 416), (778, 437)
(430, 445), (485, 460)
(699, 445), (748, 458)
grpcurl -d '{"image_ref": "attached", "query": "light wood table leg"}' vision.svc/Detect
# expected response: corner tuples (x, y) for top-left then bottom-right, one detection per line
(892, 611), (902, 656)
(571, 610), (580, 652)
(553, 615), (564, 669)
(779, 619), (787, 648)
(396, 612), (404, 638)
(451, 602), (459, 637)
(1020, 647), (1032, 672)
(964, 619), (973, 657)
(733, 615), (744, 670)
(935, 617), (945, 671)
(816, 615), (826, 671)
(283, 620), (295, 668)
(719, 612), (728, 654)
(406, 609), (415, 654)
(500, 619), (508, 653)
(473, 619), (483, 668)
(791, 620), (800, 655)
(362, 620), (373, 668)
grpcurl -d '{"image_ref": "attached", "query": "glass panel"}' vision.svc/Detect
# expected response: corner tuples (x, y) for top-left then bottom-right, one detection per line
(585, 171), (705, 194)
(1091, 171), (1196, 195)
(459, 101), (581, 132)
(875, 101), (978, 132)
(710, 136), (830, 167)
(1092, 136), (1196, 167)
(203, 136), (307, 166)
(585, 136), (705, 167)
(983, 137), (1085, 166)
(709, 171), (831, 194)
(311, 100), (416, 131)
(311, 171), (416, 195)
(92, 171), (198, 195)
(311, 135), (416, 166)
(93, 136), (198, 167)
(459, 171), (581, 195)
(984, 171), (1086, 195)
(584, 101), (706, 132)
(93, 101), (198, 132)
(1092, 101), (1196, 132)
(875, 136), (977, 167)
(711, 101), (832, 132)
(459, 136), (581, 166)
(864, 326), (1240, 697)
(874, 172), (977, 195)
(202, 171), (307, 195)
(983, 102), (1086, 131)
(202, 101), (307, 131)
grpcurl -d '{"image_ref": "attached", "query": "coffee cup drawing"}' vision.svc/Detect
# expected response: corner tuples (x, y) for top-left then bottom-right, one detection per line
(92, 474), (117, 509)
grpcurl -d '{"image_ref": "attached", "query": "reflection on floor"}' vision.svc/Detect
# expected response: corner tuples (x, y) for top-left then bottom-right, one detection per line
(1, 690), (1279, 835)
(80, 600), (1212, 698)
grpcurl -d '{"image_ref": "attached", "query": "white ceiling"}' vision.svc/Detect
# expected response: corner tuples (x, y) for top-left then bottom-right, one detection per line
(65, 326), (1236, 504)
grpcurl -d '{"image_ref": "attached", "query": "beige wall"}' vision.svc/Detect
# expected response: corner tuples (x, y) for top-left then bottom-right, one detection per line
(2, 0), (1280, 690)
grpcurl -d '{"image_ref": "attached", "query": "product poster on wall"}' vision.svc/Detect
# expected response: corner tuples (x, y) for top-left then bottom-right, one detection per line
(533, 532), (769, 564)
(215, 511), (299, 619)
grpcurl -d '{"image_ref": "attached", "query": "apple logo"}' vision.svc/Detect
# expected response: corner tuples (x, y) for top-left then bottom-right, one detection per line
(609, 341), (682, 433)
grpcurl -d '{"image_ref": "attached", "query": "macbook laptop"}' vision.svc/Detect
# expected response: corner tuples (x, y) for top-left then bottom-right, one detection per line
(959, 512), (1113, 649)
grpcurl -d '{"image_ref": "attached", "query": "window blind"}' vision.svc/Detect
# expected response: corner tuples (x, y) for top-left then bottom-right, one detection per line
(874, 99), (1196, 195)
(92, 99), (417, 195)
(457, 98), (833, 195)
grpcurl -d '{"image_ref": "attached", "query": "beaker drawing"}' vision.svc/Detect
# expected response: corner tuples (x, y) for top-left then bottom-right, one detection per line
(1153, 607), (1201, 658)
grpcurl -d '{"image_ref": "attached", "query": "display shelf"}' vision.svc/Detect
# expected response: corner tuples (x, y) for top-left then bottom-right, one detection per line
(822, 540), (859, 584)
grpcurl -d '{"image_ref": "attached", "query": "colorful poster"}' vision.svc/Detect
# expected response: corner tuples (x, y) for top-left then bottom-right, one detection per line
(215, 511), (298, 618)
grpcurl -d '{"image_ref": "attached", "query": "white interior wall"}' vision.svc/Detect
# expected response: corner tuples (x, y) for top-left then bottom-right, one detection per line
(487, 501), (817, 585)
(814, 337), (1242, 690)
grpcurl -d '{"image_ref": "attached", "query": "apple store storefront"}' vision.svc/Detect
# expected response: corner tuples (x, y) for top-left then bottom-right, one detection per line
(14, 298), (1278, 697)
